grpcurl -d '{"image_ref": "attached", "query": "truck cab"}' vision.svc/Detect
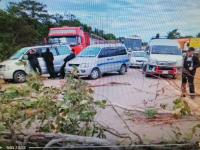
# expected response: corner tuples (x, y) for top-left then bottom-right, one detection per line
(143, 39), (183, 78)
(48, 27), (90, 55)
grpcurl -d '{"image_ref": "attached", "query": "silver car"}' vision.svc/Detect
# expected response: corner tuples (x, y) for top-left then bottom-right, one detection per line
(0, 45), (71, 83)
(66, 44), (129, 79)
(130, 51), (148, 68)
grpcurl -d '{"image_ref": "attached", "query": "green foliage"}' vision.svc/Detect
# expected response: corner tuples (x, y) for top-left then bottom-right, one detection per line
(0, 0), (116, 61)
(197, 33), (200, 38)
(144, 108), (157, 119)
(173, 98), (191, 118)
(0, 74), (106, 139)
(167, 29), (181, 39)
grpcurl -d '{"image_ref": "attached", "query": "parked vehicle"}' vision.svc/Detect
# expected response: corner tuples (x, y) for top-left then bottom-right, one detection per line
(0, 45), (71, 83)
(119, 35), (142, 52)
(66, 44), (129, 79)
(130, 51), (148, 68)
(143, 39), (183, 78)
(48, 27), (90, 55)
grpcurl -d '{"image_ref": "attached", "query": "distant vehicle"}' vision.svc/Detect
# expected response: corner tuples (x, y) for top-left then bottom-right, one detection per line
(120, 36), (142, 51)
(48, 26), (90, 55)
(0, 45), (71, 83)
(143, 39), (183, 78)
(66, 44), (129, 79)
(130, 51), (148, 68)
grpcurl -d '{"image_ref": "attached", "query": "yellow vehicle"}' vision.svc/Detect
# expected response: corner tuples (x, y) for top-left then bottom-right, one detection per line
(190, 38), (200, 49)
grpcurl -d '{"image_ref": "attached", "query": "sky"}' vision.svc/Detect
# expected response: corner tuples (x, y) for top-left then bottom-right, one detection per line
(1, 0), (200, 42)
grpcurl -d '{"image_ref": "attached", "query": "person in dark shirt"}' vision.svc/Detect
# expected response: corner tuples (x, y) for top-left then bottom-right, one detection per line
(182, 47), (200, 98)
(42, 48), (56, 79)
(27, 49), (42, 75)
(60, 50), (76, 79)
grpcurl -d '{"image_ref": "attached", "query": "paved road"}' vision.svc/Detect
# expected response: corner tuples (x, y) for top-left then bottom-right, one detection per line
(8, 68), (199, 144)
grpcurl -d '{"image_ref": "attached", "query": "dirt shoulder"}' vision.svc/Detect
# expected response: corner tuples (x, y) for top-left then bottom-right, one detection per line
(195, 68), (200, 94)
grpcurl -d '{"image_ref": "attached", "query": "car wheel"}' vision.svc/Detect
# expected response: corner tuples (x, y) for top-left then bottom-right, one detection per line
(13, 71), (26, 83)
(90, 68), (101, 80)
(144, 65), (150, 77)
(119, 65), (127, 75)
(172, 75), (176, 79)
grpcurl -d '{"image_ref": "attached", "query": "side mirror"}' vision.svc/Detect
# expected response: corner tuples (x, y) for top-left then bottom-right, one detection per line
(22, 55), (28, 60)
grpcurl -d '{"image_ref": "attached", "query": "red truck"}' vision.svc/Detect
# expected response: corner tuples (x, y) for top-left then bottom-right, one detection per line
(48, 26), (90, 55)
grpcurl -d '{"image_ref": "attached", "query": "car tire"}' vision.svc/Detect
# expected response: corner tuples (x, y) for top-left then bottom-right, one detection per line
(119, 65), (127, 75)
(13, 71), (26, 83)
(143, 65), (150, 77)
(90, 68), (101, 80)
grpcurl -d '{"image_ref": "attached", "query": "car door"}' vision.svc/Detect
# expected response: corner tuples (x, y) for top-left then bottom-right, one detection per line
(36, 47), (47, 74)
(49, 47), (60, 73)
(114, 47), (129, 70)
(56, 46), (71, 70)
(97, 48), (115, 73)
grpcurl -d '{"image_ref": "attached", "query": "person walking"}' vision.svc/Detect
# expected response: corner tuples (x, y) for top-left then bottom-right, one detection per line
(182, 47), (200, 98)
(60, 50), (76, 79)
(27, 49), (42, 75)
(42, 48), (56, 79)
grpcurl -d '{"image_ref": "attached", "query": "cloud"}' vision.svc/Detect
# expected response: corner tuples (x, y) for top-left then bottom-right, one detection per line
(1, 0), (200, 41)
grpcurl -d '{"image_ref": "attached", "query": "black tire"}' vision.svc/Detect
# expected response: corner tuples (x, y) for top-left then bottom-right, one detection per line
(172, 75), (176, 79)
(90, 68), (101, 80)
(13, 71), (26, 83)
(143, 65), (150, 77)
(119, 65), (127, 75)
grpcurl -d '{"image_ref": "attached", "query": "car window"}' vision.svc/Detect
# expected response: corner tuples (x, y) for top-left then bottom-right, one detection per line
(57, 46), (71, 55)
(40, 47), (58, 56)
(99, 48), (115, 58)
(116, 47), (127, 55)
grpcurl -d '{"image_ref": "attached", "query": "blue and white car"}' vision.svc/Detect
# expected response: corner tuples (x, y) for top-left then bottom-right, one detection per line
(0, 45), (71, 83)
(66, 44), (129, 79)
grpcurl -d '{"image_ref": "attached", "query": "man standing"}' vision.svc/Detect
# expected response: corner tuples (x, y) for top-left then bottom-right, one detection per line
(42, 48), (56, 79)
(28, 49), (42, 75)
(182, 47), (200, 98)
(60, 50), (76, 79)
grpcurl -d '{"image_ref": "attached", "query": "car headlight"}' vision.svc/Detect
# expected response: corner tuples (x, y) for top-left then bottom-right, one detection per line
(80, 63), (92, 68)
(0, 65), (10, 71)
(149, 59), (157, 65)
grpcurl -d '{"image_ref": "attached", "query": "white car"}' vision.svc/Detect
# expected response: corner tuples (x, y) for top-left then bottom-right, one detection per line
(66, 44), (129, 79)
(0, 45), (71, 83)
(143, 39), (183, 78)
(130, 51), (148, 68)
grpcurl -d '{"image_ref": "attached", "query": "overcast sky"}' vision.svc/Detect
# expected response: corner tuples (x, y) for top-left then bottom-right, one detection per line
(1, 0), (200, 41)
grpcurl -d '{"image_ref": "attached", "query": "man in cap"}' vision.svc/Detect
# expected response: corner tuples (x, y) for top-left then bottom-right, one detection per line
(182, 47), (200, 98)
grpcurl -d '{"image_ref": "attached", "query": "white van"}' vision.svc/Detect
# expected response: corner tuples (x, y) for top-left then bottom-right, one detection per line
(0, 45), (71, 83)
(143, 39), (183, 78)
(66, 44), (129, 79)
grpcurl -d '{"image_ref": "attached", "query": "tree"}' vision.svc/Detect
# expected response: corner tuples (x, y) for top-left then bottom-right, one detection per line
(197, 33), (200, 38)
(103, 33), (116, 40)
(8, 0), (50, 23)
(167, 29), (181, 39)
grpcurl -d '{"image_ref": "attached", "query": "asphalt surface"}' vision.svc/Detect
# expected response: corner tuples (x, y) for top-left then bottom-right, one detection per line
(3, 68), (199, 144)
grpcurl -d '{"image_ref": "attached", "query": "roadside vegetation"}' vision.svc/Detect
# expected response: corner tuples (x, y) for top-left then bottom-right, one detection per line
(0, 0), (117, 61)
(0, 74), (110, 147)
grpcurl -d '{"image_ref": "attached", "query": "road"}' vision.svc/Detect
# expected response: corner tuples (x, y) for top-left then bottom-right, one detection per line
(42, 68), (199, 144)
(2, 68), (200, 144)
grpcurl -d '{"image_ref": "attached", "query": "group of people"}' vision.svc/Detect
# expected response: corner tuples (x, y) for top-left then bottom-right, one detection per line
(27, 48), (75, 79)
(27, 47), (200, 98)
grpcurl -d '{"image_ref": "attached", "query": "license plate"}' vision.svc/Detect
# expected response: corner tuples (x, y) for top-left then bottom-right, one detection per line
(162, 71), (168, 74)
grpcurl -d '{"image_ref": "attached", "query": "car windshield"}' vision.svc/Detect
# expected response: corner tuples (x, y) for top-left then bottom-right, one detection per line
(133, 52), (147, 57)
(124, 38), (142, 50)
(49, 36), (78, 45)
(9, 48), (29, 60)
(78, 47), (101, 57)
(151, 45), (182, 55)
